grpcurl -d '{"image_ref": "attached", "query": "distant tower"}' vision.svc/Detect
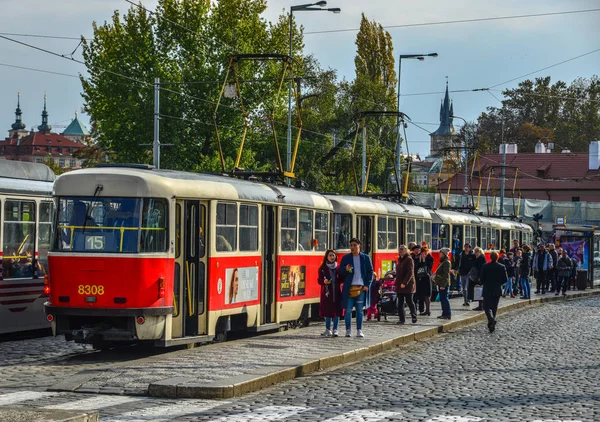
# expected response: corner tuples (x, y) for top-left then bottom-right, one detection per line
(429, 82), (458, 159)
(37, 95), (52, 134)
(8, 92), (29, 140)
(62, 111), (90, 144)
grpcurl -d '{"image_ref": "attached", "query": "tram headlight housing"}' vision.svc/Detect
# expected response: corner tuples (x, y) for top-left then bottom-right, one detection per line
(43, 275), (50, 295)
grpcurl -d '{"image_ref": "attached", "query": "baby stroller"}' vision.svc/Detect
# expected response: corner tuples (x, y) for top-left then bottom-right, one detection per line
(377, 271), (397, 321)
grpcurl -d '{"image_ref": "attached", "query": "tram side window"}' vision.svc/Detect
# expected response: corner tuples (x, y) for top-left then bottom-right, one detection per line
(333, 213), (351, 250)
(377, 216), (387, 249)
(281, 208), (297, 251)
(37, 201), (54, 276)
(239, 204), (258, 252)
(490, 230), (497, 249)
(140, 199), (168, 252)
(416, 220), (424, 246)
(465, 225), (477, 249)
(406, 219), (416, 245)
(387, 217), (397, 250)
(299, 209), (313, 251)
(216, 202), (237, 252)
(481, 227), (489, 251)
(424, 220), (432, 247)
(3, 200), (35, 279)
(432, 224), (449, 250)
(314, 212), (328, 251)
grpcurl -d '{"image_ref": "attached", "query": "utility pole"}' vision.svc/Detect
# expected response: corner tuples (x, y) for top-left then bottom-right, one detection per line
(361, 123), (367, 193)
(153, 77), (160, 169)
(499, 118), (505, 216)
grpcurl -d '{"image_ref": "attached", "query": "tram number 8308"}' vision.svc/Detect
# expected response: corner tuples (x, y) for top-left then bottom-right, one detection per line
(78, 285), (105, 295)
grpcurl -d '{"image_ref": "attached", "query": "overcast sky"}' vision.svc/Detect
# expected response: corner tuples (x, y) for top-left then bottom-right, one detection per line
(1, 0), (598, 158)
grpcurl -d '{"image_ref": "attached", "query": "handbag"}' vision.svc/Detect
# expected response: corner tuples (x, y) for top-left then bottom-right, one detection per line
(468, 266), (480, 283)
(349, 285), (363, 298)
(474, 286), (484, 301)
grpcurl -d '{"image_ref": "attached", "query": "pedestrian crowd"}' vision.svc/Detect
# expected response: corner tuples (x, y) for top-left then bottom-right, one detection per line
(318, 237), (577, 337)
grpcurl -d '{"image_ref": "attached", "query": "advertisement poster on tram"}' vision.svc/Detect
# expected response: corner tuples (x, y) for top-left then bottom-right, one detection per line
(559, 238), (589, 271)
(225, 266), (258, 305)
(279, 265), (306, 297)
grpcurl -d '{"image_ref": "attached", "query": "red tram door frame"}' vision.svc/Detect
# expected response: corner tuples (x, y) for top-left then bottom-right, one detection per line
(261, 205), (276, 324)
(182, 200), (208, 337)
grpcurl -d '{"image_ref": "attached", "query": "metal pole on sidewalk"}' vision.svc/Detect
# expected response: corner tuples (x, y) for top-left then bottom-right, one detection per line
(500, 118), (505, 216)
(153, 77), (160, 169)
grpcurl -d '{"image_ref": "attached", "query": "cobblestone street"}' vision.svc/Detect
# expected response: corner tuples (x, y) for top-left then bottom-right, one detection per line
(1, 295), (599, 421)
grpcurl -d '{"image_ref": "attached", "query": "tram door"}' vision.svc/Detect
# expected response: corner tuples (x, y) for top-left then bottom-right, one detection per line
(181, 200), (208, 337)
(358, 216), (373, 256)
(261, 206), (276, 325)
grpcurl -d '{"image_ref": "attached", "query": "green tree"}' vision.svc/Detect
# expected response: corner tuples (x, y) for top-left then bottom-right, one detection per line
(81, 0), (302, 173)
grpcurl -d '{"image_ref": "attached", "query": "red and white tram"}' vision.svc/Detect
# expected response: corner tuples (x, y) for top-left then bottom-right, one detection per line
(45, 165), (332, 348)
(1, 162), (55, 334)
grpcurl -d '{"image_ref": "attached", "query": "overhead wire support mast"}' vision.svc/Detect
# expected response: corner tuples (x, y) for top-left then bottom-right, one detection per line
(351, 110), (411, 196)
(213, 54), (302, 180)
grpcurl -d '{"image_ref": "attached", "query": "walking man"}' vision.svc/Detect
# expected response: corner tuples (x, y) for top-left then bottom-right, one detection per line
(481, 251), (508, 333)
(533, 244), (552, 294)
(453, 243), (476, 306)
(338, 238), (373, 338)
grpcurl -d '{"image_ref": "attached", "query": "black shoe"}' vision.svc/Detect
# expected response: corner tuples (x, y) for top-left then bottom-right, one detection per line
(412, 317), (417, 323)
(397, 320), (405, 325)
(534, 291), (540, 294)
(462, 302), (470, 306)
(489, 320), (496, 333)
(472, 307), (483, 311)
(555, 292), (559, 296)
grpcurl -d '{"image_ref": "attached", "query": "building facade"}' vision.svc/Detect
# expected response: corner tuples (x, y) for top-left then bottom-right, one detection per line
(0, 95), (88, 169)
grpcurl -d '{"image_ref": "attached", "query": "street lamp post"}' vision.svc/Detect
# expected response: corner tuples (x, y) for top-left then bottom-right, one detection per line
(396, 53), (438, 189)
(450, 114), (468, 206)
(288, 2), (340, 184)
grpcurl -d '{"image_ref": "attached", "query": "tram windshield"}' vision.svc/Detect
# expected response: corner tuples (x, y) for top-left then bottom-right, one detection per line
(54, 197), (168, 253)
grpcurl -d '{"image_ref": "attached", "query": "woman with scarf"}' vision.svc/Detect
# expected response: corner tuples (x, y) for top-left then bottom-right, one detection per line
(318, 249), (342, 337)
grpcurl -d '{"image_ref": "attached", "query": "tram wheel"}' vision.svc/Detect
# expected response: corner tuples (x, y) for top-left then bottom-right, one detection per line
(214, 331), (228, 343)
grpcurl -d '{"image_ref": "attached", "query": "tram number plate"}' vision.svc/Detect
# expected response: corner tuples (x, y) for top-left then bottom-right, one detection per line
(78, 285), (105, 295)
(85, 235), (105, 250)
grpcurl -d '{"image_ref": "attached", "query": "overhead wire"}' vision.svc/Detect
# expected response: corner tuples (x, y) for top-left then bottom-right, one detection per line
(304, 8), (600, 35)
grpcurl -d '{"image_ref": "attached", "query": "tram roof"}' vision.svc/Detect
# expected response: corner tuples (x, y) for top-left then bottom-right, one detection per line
(324, 195), (431, 219)
(429, 209), (532, 232)
(0, 161), (55, 182)
(53, 167), (333, 210)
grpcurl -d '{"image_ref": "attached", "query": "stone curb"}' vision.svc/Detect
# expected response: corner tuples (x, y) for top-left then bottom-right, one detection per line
(147, 289), (600, 399)
(0, 407), (99, 422)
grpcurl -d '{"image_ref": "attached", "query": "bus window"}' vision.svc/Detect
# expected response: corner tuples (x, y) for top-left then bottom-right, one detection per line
(281, 208), (297, 251)
(3, 200), (36, 279)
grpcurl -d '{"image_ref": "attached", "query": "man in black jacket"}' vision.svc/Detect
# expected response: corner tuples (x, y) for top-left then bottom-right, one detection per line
(481, 251), (508, 333)
(453, 243), (476, 306)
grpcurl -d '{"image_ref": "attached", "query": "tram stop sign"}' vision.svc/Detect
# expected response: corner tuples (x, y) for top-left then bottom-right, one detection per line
(463, 186), (469, 194)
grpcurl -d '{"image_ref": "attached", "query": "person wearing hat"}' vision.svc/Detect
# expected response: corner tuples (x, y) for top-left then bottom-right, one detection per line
(480, 251), (508, 333)
(433, 247), (452, 319)
(533, 244), (552, 294)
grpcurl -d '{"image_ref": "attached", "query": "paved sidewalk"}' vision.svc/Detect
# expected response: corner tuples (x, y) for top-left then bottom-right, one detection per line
(49, 289), (599, 400)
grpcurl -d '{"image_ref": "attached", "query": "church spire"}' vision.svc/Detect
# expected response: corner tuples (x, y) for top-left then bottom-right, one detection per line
(11, 92), (26, 131)
(37, 94), (52, 134)
(431, 81), (455, 136)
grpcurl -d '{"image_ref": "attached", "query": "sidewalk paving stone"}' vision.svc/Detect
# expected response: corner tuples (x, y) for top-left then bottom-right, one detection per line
(48, 289), (600, 399)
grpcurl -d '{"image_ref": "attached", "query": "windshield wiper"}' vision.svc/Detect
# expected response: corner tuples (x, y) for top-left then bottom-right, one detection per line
(81, 184), (103, 233)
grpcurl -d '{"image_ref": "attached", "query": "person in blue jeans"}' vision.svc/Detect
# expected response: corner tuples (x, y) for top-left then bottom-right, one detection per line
(434, 248), (452, 319)
(519, 245), (532, 299)
(338, 238), (373, 338)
